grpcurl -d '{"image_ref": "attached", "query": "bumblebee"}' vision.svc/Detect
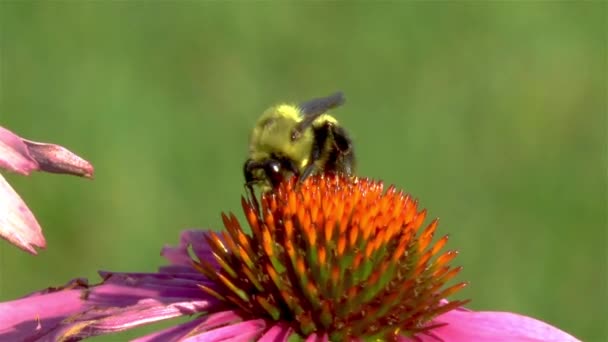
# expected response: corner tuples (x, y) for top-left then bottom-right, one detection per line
(244, 91), (355, 196)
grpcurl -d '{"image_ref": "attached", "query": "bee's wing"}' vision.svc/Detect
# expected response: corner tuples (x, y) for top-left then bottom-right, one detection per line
(299, 91), (345, 117)
(292, 91), (345, 140)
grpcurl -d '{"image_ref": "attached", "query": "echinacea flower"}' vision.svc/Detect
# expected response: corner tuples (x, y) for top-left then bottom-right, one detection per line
(0, 175), (579, 341)
(0, 125), (94, 254)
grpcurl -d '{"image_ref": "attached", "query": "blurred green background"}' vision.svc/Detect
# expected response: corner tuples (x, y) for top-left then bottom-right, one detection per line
(0, 2), (605, 341)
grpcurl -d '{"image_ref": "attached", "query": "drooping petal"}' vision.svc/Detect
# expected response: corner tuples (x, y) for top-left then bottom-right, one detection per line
(406, 308), (581, 342)
(0, 126), (94, 178)
(0, 125), (94, 253)
(0, 126), (38, 175)
(0, 270), (223, 341)
(0, 173), (45, 254)
(21, 139), (94, 178)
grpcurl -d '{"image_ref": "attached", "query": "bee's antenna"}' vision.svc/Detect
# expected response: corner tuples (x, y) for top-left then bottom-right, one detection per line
(291, 91), (345, 141)
(245, 184), (261, 215)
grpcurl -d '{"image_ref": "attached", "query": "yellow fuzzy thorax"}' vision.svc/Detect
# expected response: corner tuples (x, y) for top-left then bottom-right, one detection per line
(249, 103), (338, 172)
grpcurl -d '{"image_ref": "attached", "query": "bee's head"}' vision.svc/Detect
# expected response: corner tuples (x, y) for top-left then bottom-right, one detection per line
(243, 154), (301, 193)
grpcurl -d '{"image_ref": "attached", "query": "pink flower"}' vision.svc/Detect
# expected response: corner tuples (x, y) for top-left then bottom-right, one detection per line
(0, 175), (579, 341)
(0, 126), (94, 254)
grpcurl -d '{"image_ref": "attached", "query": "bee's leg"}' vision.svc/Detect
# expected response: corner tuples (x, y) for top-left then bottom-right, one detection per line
(299, 121), (355, 185)
(244, 182), (261, 214)
(339, 150), (356, 176)
(243, 159), (262, 213)
(298, 122), (328, 185)
(243, 159), (258, 184)
(306, 122), (356, 182)
(299, 163), (317, 185)
(329, 124), (356, 176)
(329, 124), (353, 155)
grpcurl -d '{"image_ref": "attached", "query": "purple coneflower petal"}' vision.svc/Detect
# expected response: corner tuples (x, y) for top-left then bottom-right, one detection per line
(21, 139), (94, 178)
(0, 126), (94, 178)
(0, 174), (45, 253)
(136, 310), (266, 342)
(162, 229), (219, 268)
(0, 230), (226, 341)
(0, 125), (94, 254)
(305, 333), (329, 342)
(0, 273), (220, 341)
(190, 310), (244, 331)
(257, 322), (294, 342)
(182, 317), (268, 342)
(0, 126), (38, 175)
(0, 278), (91, 340)
(406, 308), (580, 342)
(133, 316), (208, 342)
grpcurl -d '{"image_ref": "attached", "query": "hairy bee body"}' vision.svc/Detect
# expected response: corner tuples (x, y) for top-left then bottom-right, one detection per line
(244, 92), (355, 193)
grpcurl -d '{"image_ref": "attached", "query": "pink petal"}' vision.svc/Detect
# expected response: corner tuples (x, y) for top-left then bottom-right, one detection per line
(0, 125), (94, 253)
(183, 318), (268, 342)
(162, 229), (220, 268)
(22, 139), (94, 178)
(258, 322), (293, 342)
(136, 312), (272, 342)
(162, 229), (204, 266)
(192, 310), (244, 331)
(411, 309), (580, 342)
(0, 126), (38, 175)
(0, 125), (94, 178)
(134, 316), (208, 342)
(0, 270), (221, 341)
(46, 298), (210, 339)
(305, 333), (330, 342)
(0, 278), (91, 340)
(0, 173), (45, 254)
(0, 229), (271, 341)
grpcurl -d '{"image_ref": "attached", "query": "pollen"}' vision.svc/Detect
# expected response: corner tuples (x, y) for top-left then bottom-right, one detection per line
(194, 174), (469, 340)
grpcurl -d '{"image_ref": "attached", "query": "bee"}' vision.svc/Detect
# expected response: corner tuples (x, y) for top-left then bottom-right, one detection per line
(244, 91), (355, 198)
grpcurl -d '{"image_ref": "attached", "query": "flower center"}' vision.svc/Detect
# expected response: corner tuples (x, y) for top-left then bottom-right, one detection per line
(194, 174), (468, 340)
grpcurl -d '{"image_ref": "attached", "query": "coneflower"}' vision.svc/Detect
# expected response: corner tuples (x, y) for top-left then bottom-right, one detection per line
(0, 174), (579, 341)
